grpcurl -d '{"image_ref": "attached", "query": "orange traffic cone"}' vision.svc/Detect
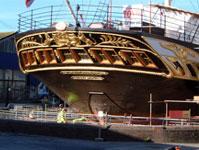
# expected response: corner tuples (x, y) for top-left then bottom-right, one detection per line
(175, 146), (181, 150)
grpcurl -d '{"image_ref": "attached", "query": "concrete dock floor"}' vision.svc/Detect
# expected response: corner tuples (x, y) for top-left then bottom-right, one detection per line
(0, 132), (198, 150)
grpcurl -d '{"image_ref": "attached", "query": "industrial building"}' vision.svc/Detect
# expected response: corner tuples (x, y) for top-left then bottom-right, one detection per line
(0, 32), (38, 104)
(0, 32), (62, 107)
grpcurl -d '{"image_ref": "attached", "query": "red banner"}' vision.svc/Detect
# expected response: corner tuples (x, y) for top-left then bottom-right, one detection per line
(26, 0), (35, 8)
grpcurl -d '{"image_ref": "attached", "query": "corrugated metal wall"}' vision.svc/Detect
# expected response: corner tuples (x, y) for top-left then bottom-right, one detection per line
(0, 69), (26, 101)
(0, 34), (16, 53)
(0, 33), (51, 103)
(0, 33), (27, 102)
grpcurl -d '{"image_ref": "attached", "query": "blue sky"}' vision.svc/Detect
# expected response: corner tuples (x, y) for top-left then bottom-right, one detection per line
(0, 0), (198, 32)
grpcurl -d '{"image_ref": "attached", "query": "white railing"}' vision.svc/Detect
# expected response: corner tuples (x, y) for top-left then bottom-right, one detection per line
(18, 4), (199, 44)
(0, 109), (198, 126)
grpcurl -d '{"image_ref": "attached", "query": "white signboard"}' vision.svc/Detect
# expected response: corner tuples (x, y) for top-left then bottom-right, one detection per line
(123, 4), (143, 28)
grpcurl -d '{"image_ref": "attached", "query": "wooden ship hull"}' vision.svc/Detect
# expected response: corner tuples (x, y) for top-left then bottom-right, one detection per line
(15, 1), (199, 116)
(31, 69), (198, 116)
(15, 28), (199, 116)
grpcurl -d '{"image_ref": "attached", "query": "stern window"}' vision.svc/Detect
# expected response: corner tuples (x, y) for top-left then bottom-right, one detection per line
(89, 48), (124, 65)
(135, 52), (157, 68)
(56, 48), (75, 63)
(120, 50), (143, 67)
(21, 52), (29, 66)
(27, 50), (37, 65)
(44, 48), (57, 64)
(173, 61), (185, 75)
(187, 64), (197, 77)
(75, 49), (93, 63)
(37, 50), (47, 64)
(89, 48), (109, 64)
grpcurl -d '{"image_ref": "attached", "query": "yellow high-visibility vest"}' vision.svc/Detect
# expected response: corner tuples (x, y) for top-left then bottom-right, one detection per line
(57, 109), (66, 123)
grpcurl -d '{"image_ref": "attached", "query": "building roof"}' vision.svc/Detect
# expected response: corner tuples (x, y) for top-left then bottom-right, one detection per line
(0, 31), (17, 40)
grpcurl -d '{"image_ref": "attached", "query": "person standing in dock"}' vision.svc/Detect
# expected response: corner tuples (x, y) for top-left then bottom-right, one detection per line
(57, 104), (67, 123)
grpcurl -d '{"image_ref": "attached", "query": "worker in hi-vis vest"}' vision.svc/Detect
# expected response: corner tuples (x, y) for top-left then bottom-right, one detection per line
(57, 104), (67, 123)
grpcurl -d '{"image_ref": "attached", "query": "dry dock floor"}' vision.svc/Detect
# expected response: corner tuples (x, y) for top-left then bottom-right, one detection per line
(0, 132), (198, 150)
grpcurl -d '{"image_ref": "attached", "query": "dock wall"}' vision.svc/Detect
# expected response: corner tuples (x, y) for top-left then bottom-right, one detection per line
(0, 119), (198, 143)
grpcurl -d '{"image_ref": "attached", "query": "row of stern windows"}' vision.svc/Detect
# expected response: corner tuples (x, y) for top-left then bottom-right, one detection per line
(171, 60), (199, 78)
(20, 47), (158, 69)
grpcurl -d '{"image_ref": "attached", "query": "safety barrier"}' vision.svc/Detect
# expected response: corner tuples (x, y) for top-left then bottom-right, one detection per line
(18, 3), (199, 44)
(0, 109), (199, 126)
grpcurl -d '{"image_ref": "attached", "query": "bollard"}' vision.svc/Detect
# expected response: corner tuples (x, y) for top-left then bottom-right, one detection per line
(129, 114), (133, 125)
(123, 113), (127, 124)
